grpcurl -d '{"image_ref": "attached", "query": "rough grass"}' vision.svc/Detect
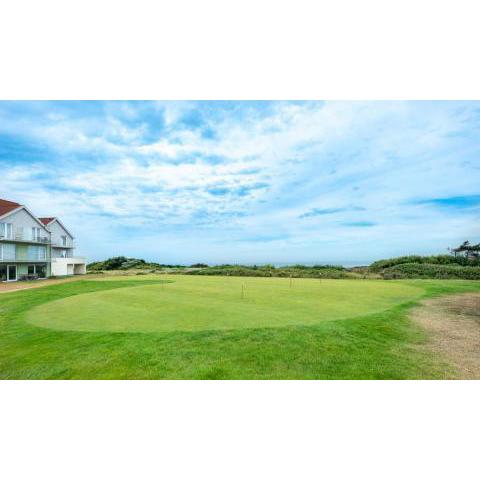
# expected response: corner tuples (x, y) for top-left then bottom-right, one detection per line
(185, 264), (356, 279)
(412, 292), (480, 379)
(1, 276), (479, 379)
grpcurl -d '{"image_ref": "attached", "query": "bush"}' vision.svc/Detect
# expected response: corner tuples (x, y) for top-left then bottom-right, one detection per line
(120, 259), (146, 270)
(381, 263), (480, 280)
(87, 257), (188, 272)
(186, 264), (353, 279)
(87, 256), (130, 271)
(370, 254), (479, 271)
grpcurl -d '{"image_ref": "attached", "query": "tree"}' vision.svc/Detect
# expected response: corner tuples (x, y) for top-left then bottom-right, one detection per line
(468, 243), (480, 259)
(449, 241), (480, 260)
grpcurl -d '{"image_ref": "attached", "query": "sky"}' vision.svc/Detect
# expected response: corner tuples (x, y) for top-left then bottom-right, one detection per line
(1, 100), (479, 266)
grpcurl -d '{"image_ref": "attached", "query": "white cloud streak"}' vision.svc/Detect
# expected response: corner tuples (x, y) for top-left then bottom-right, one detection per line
(1, 101), (479, 264)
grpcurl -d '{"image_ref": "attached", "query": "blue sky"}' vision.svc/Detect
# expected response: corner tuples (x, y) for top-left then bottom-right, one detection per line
(1, 100), (479, 265)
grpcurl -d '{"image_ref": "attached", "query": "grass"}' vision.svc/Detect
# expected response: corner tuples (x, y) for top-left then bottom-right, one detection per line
(26, 276), (423, 332)
(1, 275), (480, 379)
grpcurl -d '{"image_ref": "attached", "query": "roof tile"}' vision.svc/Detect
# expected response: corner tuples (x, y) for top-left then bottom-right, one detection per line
(0, 198), (21, 217)
(38, 217), (56, 226)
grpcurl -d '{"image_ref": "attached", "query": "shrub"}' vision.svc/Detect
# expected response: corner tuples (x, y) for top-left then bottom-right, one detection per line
(87, 257), (188, 272)
(370, 254), (479, 271)
(186, 264), (354, 279)
(120, 259), (146, 270)
(381, 263), (480, 280)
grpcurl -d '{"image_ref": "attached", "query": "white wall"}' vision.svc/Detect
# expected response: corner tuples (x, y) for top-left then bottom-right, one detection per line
(48, 220), (74, 247)
(0, 208), (50, 240)
(51, 257), (87, 276)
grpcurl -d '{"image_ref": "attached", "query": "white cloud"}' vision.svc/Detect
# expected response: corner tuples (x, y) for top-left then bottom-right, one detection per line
(1, 101), (479, 264)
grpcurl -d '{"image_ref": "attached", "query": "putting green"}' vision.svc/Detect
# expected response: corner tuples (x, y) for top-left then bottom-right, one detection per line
(25, 276), (424, 333)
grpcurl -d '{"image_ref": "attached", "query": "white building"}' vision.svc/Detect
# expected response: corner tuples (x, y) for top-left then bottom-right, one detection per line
(39, 217), (87, 277)
(0, 198), (86, 281)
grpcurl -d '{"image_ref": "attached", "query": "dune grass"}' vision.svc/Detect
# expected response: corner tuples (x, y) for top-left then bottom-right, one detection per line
(1, 275), (480, 379)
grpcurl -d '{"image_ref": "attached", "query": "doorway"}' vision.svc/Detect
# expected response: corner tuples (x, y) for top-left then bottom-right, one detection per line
(0, 264), (6, 282)
(7, 265), (17, 281)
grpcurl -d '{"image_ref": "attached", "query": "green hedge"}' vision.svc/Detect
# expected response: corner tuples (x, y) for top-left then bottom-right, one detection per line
(381, 263), (480, 280)
(370, 255), (479, 271)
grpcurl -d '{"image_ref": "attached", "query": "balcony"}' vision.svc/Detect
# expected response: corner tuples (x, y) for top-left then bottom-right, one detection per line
(0, 234), (51, 244)
(0, 253), (50, 262)
(51, 241), (75, 249)
(51, 256), (86, 263)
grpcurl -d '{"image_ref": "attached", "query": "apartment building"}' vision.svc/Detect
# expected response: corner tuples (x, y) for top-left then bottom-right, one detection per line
(0, 198), (86, 281)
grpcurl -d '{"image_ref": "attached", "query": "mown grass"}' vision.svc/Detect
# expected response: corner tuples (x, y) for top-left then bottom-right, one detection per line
(25, 276), (423, 333)
(1, 277), (479, 379)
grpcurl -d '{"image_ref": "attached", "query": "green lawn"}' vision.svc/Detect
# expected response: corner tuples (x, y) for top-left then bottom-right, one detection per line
(26, 276), (423, 332)
(1, 275), (480, 379)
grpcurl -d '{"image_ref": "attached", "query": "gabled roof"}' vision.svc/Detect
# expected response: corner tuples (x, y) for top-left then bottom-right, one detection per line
(38, 217), (56, 226)
(0, 198), (22, 217)
(39, 217), (74, 239)
(0, 198), (52, 230)
(0, 199), (74, 237)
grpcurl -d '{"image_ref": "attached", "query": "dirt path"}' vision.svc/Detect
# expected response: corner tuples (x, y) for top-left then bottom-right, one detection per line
(412, 293), (480, 379)
(0, 276), (97, 294)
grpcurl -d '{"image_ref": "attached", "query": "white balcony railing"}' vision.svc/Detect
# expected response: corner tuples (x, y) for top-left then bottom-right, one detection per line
(51, 253), (83, 259)
(51, 256), (86, 264)
(0, 253), (50, 262)
(0, 242), (49, 262)
(0, 234), (51, 244)
(51, 241), (75, 248)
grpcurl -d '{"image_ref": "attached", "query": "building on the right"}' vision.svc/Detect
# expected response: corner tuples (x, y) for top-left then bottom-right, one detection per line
(38, 217), (87, 276)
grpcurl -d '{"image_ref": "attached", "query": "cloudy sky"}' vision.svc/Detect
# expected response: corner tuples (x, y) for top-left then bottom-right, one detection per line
(1, 101), (479, 265)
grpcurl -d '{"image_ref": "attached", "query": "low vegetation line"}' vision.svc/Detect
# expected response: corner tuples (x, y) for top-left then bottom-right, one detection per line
(86, 242), (480, 280)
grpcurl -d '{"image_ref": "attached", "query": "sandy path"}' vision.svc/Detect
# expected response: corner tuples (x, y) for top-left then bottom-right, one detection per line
(412, 293), (480, 379)
(0, 276), (101, 294)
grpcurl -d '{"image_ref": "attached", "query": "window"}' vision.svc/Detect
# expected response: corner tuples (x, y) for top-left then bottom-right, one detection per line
(27, 245), (46, 260)
(0, 262), (17, 281)
(0, 243), (15, 261)
(35, 264), (47, 278)
(32, 227), (41, 241)
(0, 223), (13, 239)
(61, 235), (67, 247)
(27, 264), (46, 278)
(27, 246), (36, 260)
